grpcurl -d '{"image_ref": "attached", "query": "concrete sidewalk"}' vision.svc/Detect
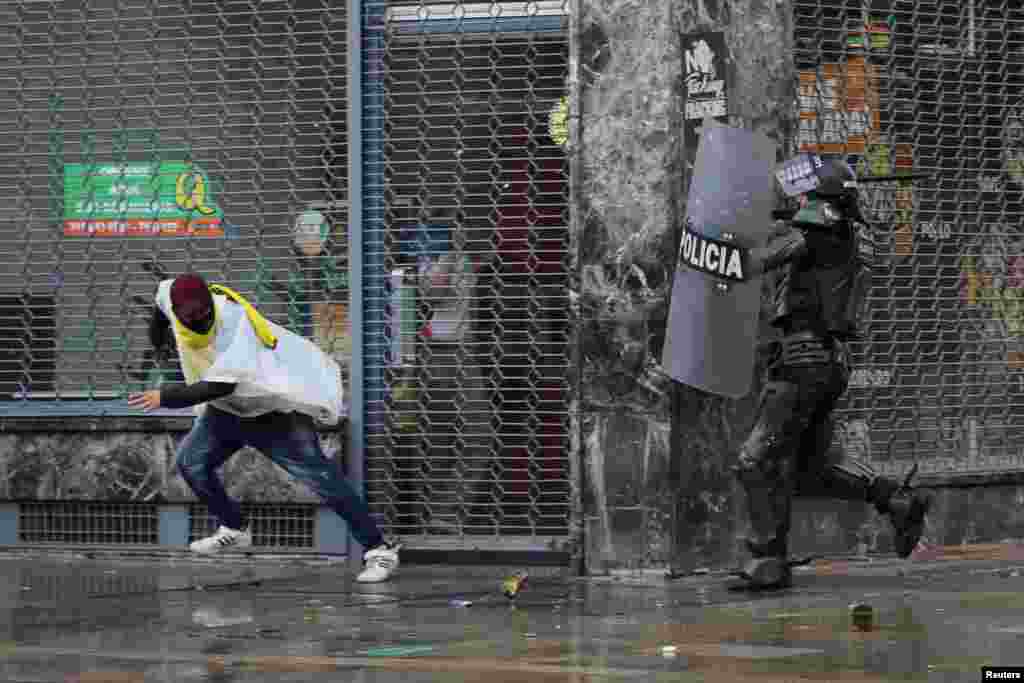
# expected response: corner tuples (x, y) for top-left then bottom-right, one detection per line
(0, 544), (1020, 681)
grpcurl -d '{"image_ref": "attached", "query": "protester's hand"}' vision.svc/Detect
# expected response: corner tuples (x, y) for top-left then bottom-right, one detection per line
(128, 390), (162, 412)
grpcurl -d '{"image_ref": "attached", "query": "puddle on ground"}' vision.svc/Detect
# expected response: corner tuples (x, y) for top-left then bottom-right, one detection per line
(0, 557), (1018, 683)
(715, 644), (825, 659)
(957, 591), (1024, 610)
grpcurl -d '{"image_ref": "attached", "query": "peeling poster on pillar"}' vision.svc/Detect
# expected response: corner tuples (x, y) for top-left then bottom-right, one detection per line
(683, 31), (729, 150)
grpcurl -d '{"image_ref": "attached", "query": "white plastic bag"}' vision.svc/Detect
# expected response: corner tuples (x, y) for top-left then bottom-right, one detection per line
(156, 280), (344, 424)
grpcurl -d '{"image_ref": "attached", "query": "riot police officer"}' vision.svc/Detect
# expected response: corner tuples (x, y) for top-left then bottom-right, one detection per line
(734, 153), (932, 590)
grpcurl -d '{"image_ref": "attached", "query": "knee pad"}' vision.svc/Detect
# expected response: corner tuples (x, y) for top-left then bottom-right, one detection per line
(734, 431), (783, 487)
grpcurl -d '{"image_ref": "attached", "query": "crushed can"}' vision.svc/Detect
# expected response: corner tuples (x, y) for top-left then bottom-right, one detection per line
(501, 571), (528, 600)
(849, 602), (874, 632)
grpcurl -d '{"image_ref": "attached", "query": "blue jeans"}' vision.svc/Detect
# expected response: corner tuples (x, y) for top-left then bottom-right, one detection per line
(176, 406), (384, 549)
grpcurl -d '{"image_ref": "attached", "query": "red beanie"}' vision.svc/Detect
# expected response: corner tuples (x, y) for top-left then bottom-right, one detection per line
(170, 273), (213, 324)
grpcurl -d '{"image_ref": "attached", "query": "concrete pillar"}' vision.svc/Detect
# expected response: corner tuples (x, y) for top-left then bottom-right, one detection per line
(576, 0), (795, 574)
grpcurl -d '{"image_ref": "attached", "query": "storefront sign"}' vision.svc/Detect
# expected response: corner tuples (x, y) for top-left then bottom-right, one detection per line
(63, 162), (225, 237)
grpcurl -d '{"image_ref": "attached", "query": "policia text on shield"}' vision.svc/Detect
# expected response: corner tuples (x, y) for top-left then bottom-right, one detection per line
(678, 219), (748, 282)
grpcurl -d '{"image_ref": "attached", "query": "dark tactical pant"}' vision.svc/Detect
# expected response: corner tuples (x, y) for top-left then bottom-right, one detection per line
(734, 331), (902, 559)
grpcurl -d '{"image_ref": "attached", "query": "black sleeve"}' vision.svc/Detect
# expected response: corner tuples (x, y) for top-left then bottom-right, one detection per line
(160, 381), (236, 409)
(758, 228), (808, 271)
(149, 307), (173, 351)
(750, 227), (808, 274)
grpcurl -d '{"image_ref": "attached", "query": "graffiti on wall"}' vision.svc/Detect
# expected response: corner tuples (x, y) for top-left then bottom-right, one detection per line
(851, 143), (916, 257)
(961, 101), (1024, 374)
(798, 57), (880, 156)
(799, 59), (916, 256)
(1005, 104), (1024, 188)
(960, 222), (1024, 370)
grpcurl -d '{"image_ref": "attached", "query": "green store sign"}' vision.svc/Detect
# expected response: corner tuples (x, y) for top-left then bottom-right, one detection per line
(63, 161), (225, 237)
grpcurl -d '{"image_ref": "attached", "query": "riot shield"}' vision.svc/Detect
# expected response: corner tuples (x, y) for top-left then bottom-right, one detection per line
(661, 122), (776, 398)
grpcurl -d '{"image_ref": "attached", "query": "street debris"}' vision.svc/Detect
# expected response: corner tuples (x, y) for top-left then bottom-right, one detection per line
(502, 571), (528, 600)
(849, 602), (874, 632)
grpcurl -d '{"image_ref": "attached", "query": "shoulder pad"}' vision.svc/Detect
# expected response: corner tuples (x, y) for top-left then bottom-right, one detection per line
(792, 200), (841, 227)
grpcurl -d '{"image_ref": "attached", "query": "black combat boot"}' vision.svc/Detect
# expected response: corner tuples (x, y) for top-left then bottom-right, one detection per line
(736, 555), (792, 590)
(874, 464), (933, 558)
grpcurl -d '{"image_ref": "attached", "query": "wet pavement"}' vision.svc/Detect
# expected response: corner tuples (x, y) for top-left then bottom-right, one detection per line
(0, 546), (1021, 681)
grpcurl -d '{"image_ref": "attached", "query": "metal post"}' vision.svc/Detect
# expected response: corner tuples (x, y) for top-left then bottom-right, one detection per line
(968, 1), (976, 58)
(347, 0), (366, 571)
(363, 0), (387, 552)
(158, 505), (189, 547)
(567, 0), (585, 577)
(348, 0), (387, 569)
(47, 94), (64, 404)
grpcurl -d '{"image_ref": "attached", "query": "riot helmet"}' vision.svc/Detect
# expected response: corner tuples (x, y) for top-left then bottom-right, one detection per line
(775, 152), (863, 219)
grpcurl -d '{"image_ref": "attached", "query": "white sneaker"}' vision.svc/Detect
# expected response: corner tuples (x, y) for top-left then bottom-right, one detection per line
(189, 525), (253, 555)
(356, 542), (401, 583)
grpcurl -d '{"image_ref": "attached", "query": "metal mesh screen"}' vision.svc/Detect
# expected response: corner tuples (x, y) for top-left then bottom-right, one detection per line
(2, 0), (350, 403)
(5, 0), (574, 552)
(794, 1), (1024, 471)
(189, 503), (315, 548)
(359, 1), (572, 543)
(19, 502), (159, 544)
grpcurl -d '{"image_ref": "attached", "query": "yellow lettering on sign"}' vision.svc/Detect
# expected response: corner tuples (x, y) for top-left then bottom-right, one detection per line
(175, 172), (217, 215)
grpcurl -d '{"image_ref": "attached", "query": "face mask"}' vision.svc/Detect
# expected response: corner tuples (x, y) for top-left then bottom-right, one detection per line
(173, 301), (217, 349)
(185, 307), (215, 335)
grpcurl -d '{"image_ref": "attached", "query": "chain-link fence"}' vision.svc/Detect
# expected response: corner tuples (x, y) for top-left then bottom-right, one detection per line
(3, 0), (574, 549)
(3, 0), (350, 402)
(22, 0), (1012, 552)
(355, 1), (573, 544)
(794, 0), (1024, 472)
